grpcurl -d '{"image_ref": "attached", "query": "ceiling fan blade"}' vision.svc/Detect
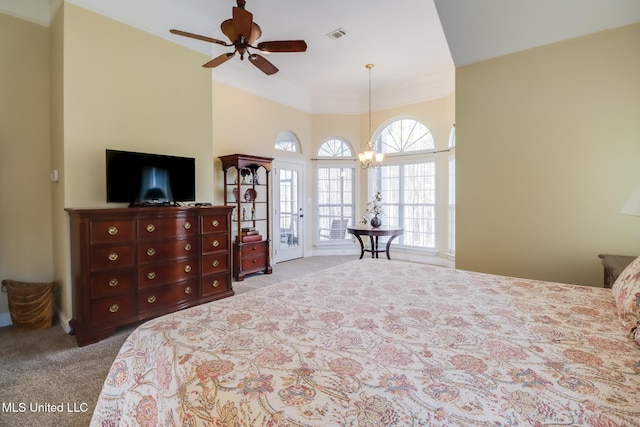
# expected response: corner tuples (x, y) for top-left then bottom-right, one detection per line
(203, 52), (235, 68)
(232, 6), (253, 41)
(169, 29), (229, 46)
(249, 54), (279, 75)
(257, 40), (307, 53)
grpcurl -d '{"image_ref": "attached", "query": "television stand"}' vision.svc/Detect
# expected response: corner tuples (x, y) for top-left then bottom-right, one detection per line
(128, 201), (178, 207)
(66, 205), (234, 345)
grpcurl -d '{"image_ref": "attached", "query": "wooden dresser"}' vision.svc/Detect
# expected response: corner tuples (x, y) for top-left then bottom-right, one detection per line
(66, 206), (233, 346)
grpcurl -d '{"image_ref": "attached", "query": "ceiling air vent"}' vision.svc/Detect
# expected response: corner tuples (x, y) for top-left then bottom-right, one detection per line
(326, 28), (347, 40)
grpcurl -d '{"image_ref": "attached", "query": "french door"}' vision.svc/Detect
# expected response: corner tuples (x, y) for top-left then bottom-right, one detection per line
(273, 160), (304, 262)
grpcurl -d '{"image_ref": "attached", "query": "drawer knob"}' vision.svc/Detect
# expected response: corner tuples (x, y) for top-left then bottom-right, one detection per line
(146, 224), (155, 233)
(108, 278), (119, 287)
(184, 221), (192, 230)
(212, 240), (220, 247)
(107, 226), (118, 235)
(185, 286), (192, 294)
(252, 259), (257, 264)
(146, 248), (156, 256)
(184, 243), (192, 251)
(185, 265), (192, 273)
(147, 295), (156, 304)
(212, 260), (219, 268)
(109, 304), (119, 313)
(212, 280), (219, 288)
(147, 272), (156, 280)
(108, 253), (119, 261)
(212, 219), (220, 227)
(252, 246), (257, 251)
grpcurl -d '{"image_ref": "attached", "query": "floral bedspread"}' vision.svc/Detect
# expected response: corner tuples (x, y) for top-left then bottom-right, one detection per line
(91, 259), (640, 426)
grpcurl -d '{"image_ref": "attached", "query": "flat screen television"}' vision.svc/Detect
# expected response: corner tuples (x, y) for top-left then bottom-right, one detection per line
(106, 149), (196, 206)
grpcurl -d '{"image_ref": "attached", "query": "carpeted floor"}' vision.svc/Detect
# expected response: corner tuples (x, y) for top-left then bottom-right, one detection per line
(0, 255), (351, 427)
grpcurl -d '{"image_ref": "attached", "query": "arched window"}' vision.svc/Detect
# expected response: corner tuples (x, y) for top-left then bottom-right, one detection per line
(315, 138), (355, 243)
(274, 130), (300, 153)
(318, 138), (353, 157)
(375, 118), (434, 154)
(370, 118), (438, 249)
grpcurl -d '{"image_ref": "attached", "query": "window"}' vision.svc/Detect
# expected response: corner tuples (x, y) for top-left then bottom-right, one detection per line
(274, 130), (300, 153)
(318, 138), (352, 157)
(372, 162), (436, 248)
(369, 118), (444, 250)
(448, 124), (456, 254)
(378, 118), (434, 153)
(316, 139), (356, 242)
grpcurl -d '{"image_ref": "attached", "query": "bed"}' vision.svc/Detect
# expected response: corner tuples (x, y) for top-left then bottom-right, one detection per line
(91, 258), (640, 426)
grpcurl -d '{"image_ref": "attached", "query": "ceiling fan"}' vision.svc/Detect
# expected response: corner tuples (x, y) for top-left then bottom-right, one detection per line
(170, 0), (307, 75)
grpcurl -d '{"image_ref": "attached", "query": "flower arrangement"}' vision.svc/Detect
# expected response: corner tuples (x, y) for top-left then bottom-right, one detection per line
(361, 191), (383, 225)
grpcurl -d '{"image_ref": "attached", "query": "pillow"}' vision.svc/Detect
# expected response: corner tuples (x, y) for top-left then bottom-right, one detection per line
(611, 256), (640, 330)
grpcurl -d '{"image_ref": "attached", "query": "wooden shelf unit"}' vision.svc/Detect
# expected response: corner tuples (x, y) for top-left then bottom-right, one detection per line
(219, 154), (273, 281)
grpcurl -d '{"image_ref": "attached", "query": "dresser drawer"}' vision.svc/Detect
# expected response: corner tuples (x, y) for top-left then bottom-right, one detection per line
(241, 254), (268, 272)
(138, 238), (197, 263)
(201, 273), (230, 298)
(91, 296), (135, 325)
(90, 270), (135, 299)
(138, 216), (198, 240)
(240, 241), (267, 257)
(138, 258), (198, 288)
(90, 245), (135, 271)
(201, 235), (228, 254)
(138, 281), (198, 315)
(90, 220), (135, 245)
(201, 215), (229, 234)
(201, 253), (229, 276)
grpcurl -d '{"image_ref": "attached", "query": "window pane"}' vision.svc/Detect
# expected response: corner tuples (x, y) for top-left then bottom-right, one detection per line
(318, 139), (353, 157)
(275, 131), (299, 152)
(448, 157), (456, 253)
(373, 160), (435, 249)
(376, 119), (434, 153)
(317, 167), (354, 241)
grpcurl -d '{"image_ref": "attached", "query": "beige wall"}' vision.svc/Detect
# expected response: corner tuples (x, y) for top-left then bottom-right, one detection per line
(456, 24), (640, 287)
(51, 4), (215, 323)
(0, 13), (53, 316)
(62, 4), (215, 208)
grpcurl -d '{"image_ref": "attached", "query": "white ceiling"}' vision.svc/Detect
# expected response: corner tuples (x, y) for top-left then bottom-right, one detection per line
(2, 0), (639, 114)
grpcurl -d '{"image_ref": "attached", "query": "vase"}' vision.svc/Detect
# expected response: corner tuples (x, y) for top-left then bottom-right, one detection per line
(370, 215), (382, 228)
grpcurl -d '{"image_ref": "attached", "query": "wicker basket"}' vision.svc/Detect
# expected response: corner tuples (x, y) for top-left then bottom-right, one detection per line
(1, 279), (58, 331)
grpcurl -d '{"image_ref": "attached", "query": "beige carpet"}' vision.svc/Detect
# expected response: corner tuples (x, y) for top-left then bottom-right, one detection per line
(0, 255), (351, 427)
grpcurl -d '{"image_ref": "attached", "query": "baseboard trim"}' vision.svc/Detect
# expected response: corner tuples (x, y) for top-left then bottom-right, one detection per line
(0, 312), (12, 327)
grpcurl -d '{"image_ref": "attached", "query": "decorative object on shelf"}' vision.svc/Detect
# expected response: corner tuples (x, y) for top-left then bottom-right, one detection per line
(244, 188), (257, 202)
(240, 168), (252, 184)
(361, 191), (383, 227)
(253, 171), (260, 185)
(358, 64), (384, 169)
(232, 187), (238, 201)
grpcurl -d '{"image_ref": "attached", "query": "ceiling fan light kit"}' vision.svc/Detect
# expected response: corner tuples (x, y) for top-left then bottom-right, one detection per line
(170, 0), (307, 75)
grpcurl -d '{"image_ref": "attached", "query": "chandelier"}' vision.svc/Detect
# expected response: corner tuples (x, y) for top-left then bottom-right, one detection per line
(358, 64), (384, 169)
